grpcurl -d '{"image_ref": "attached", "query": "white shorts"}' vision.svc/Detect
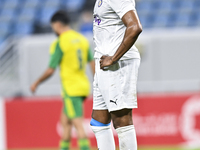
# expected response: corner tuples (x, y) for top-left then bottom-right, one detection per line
(93, 58), (140, 112)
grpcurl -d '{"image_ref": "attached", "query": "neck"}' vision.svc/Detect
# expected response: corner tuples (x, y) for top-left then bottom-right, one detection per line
(59, 26), (71, 35)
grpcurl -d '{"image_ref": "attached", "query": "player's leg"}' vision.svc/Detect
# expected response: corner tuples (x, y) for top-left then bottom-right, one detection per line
(92, 109), (111, 124)
(72, 117), (86, 139)
(103, 58), (140, 150)
(111, 109), (133, 128)
(90, 109), (115, 150)
(90, 60), (115, 150)
(71, 117), (90, 150)
(68, 96), (90, 150)
(111, 109), (137, 150)
(60, 110), (72, 150)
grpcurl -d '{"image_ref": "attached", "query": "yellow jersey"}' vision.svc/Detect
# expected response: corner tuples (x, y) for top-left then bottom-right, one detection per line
(49, 30), (93, 97)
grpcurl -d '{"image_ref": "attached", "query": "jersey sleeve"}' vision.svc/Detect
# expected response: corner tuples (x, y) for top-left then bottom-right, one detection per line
(87, 47), (94, 62)
(49, 41), (63, 69)
(109, 0), (136, 19)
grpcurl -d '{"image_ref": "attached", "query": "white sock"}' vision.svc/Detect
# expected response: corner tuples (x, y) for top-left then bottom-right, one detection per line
(91, 125), (115, 150)
(116, 125), (137, 150)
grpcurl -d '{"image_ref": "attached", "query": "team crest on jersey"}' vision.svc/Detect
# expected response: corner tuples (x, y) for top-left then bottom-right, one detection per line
(98, 0), (103, 7)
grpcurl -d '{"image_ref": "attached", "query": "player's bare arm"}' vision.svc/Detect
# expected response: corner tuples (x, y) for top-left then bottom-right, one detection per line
(90, 60), (95, 75)
(100, 10), (142, 69)
(30, 68), (55, 93)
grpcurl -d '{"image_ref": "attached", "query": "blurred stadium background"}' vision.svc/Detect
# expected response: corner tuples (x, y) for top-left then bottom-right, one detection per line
(0, 0), (200, 149)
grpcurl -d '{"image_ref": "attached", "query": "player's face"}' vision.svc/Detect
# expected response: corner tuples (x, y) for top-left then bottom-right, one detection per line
(51, 22), (61, 36)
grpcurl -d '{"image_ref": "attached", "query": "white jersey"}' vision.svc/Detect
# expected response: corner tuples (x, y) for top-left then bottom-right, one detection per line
(93, 0), (140, 60)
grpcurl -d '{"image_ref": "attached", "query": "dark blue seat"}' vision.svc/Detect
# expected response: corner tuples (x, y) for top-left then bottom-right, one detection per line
(64, 0), (85, 12)
(138, 13), (154, 28)
(0, 9), (16, 22)
(174, 12), (191, 27)
(178, 0), (195, 12)
(164, 12), (177, 27)
(156, 0), (176, 13)
(44, 0), (60, 8)
(188, 11), (198, 26)
(193, 0), (200, 13)
(0, 37), (5, 46)
(136, 0), (155, 14)
(13, 22), (34, 35)
(0, 23), (10, 35)
(80, 22), (93, 34)
(191, 10), (200, 26)
(0, 23), (10, 44)
(39, 6), (58, 25)
(2, 0), (20, 9)
(23, 0), (40, 9)
(153, 13), (170, 28)
(18, 8), (36, 23)
(0, 0), (5, 13)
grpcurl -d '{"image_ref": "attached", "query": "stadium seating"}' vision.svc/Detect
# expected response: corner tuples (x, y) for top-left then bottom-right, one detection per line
(2, 0), (19, 10)
(64, 0), (85, 12)
(0, 9), (16, 23)
(0, 0), (200, 46)
(138, 0), (200, 28)
(39, 6), (59, 26)
(0, 23), (10, 40)
(23, 0), (40, 9)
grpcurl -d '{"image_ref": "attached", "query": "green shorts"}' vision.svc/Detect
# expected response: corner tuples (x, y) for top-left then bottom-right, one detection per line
(63, 95), (85, 119)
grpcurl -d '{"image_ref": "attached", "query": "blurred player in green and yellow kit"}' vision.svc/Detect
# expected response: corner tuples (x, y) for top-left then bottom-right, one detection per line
(30, 10), (95, 150)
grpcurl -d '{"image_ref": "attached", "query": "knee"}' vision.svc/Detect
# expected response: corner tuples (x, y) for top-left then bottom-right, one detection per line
(61, 119), (72, 128)
(111, 109), (133, 129)
(112, 117), (133, 129)
(91, 110), (111, 124)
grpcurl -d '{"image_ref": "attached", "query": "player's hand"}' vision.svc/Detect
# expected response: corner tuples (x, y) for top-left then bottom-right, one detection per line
(100, 55), (114, 69)
(30, 82), (38, 94)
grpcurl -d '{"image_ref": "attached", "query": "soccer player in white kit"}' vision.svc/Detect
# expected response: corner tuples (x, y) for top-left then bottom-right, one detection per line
(90, 0), (142, 149)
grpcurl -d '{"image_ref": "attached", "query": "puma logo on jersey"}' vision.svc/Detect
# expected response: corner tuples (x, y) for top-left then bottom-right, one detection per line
(110, 99), (118, 105)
